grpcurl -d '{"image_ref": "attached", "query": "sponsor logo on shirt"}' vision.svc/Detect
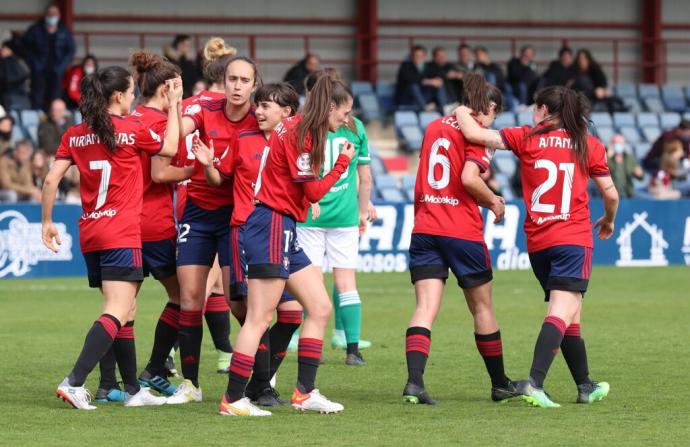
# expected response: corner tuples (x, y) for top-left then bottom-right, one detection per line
(81, 208), (117, 220)
(419, 194), (460, 207)
(534, 213), (570, 225)
(0, 210), (73, 278)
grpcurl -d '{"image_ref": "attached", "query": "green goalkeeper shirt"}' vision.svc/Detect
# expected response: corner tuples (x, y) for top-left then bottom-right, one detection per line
(299, 117), (371, 228)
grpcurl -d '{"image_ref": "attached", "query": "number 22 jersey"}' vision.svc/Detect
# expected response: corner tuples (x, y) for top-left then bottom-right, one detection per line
(500, 124), (610, 252)
(55, 115), (164, 252)
(413, 115), (494, 242)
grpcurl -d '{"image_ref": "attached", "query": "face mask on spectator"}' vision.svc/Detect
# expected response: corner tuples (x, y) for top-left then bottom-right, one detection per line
(84, 65), (95, 75)
(613, 143), (625, 155)
(45, 16), (59, 26)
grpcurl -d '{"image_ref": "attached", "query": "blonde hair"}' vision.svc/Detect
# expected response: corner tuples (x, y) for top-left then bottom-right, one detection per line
(203, 37), (237, 84)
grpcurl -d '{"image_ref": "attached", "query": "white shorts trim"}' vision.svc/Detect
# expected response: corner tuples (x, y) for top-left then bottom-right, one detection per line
(296, 226), (359, 269)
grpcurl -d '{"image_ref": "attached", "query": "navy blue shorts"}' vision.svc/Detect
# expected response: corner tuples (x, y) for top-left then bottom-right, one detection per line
(142, 238), (177, 280)
(244, 205), (311, 279)
(83, 248), (144, 288)
(528, 245), (592, 301)
(409, 233), (493, 289)
(229, 225), (296, 303)
(176, 200), (231, 268)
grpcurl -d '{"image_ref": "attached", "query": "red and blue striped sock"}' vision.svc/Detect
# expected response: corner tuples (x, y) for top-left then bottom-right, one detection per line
(297, 338), (323, 393)
(226, 351), (255, 402)
(405, 327), (431, 388)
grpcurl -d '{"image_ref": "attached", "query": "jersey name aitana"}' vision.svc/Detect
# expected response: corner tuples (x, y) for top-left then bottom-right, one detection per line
(500, 124), (610, 251)
(131, 105), (176, 242)
(301, 117), (371, 228)
(55, 115), (163, 252)
(413, 115), (493, 242)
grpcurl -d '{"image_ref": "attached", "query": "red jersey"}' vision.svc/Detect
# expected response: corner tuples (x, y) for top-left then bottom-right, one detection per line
(218, 129), (267, 226)
(183, 98), (257, 211)
(255, 115), (350, 222)
(55, 115), (163, 252)
(412, 116), (493, 242)
(130, 105), (177, 242)
(500, 125), (610, 251)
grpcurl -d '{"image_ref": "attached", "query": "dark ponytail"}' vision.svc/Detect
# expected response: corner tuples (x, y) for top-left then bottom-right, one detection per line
(531, 86), (590, 169)
(462, 73), (503, 115)
(79, 66), (131, 152)
(297, 72), (352, 172)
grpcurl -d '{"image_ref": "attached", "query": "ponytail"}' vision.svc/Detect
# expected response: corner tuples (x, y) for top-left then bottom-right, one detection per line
(462, 73), (503, 116)
(531, 86), (591, 169)
(560, 88), (590, 169)
(79, 66), (131, 152)
(297, 73), (352, 172)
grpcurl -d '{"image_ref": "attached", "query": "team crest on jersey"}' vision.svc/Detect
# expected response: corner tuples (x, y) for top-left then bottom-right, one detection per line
(282, 255), (290, 270)
(296, 153), (312, 175)
(184, 104), (201, 115)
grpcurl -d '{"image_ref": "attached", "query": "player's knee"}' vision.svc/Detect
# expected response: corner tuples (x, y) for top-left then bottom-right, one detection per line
(309, 299), (332, 324)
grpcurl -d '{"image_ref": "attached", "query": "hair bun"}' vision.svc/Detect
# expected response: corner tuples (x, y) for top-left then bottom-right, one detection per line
(203, 37), (237, 61)
(129, 51), (161, 73)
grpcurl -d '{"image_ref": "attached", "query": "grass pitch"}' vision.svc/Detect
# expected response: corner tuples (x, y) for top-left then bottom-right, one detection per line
(1, 267), (689, 446)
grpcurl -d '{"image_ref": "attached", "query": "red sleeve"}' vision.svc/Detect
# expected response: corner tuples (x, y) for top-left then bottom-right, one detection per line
(182, 102), (203, 133)
(302, 154), (350, 203)
(135, 121), (164, 155)
(465, 142), (493, 173)
(588, 138), (611, 177)
(499, 126), (530, 155)
(275, 130), (319, 182)
(55, 131), (73, 163)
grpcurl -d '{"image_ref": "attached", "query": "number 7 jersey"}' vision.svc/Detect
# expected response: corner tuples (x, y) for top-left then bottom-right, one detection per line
(500, 124), (610, 252)
(55, 115), (164, 252)
(413, 115), (494, 242)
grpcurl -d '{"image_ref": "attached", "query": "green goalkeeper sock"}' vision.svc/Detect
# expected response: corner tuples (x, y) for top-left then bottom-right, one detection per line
(332, 284), (345, 335)
(338, 290), (362, 354)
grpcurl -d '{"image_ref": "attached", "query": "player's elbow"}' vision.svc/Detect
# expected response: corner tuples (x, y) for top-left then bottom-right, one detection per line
(604, 187), (619, 209)
(461, 168), (480, 191)
(151, 169), (166, 184)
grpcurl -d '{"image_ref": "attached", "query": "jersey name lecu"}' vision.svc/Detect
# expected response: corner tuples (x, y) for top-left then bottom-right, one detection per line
(55, 115), (163, 252)
(500, 124), (610, 251)
(413, 115), (493, 242)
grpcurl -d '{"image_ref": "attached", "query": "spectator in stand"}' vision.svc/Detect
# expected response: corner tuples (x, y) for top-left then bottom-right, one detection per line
(648, 138), (685, 200)
(22, 4), (75, 110)
(541, 47), (574, 88)
(63, 54), (98, 109)
(192, 79), (208, 97)
(395, 45), (448, 113)
(569, 49), (624, 112)
(30, 148), (49, 189)
(506, 45), (539, 105)
(38, 98), (74, 156)
(0, 114), (14, 155)
(58, 165), (80, 203)
(643, 119), (690, 174)
(447, 43), (476, 102)
(474, 46), (516, 111)
(424, 47), (458, 104)
(607, 133), (643, 198)
(0, 139), (41, 202)
(0, 40), (31, 111)
(165, 35), (198, 98)
(283, 53), (320, 96)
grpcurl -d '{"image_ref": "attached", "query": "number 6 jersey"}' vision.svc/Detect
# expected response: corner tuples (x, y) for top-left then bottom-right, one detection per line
(55, 115), (164, 252)
(500, 124), (610, 252)
(413, 115), (493, 242)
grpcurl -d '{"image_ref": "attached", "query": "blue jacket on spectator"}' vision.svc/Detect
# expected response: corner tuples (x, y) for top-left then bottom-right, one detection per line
(22, 19), (75, 75)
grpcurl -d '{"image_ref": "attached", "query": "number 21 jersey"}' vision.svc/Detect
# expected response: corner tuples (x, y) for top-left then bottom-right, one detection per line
(413, 116), (493, 242)
(55, 115), (164, 252)
(500, 124), (610, 252)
